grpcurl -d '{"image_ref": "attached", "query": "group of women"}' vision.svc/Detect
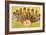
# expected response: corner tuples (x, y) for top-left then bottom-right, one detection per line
(13, 7), (40, 23)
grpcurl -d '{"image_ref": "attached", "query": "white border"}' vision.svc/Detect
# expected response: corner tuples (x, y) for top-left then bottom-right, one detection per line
(9, 4), (43, 32)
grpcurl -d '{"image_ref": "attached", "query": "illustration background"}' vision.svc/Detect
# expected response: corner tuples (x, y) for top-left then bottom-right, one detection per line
(12, 6), (40, 28)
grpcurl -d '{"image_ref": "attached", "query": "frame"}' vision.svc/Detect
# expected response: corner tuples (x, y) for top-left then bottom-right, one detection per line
(5, 1), (45, 34)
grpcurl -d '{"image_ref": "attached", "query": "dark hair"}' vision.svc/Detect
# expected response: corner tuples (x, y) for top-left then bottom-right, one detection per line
(27, 8), (30, 10)
(13, 12), (15, 15)
(31, 9), (34, 11)
(36, 10), (38, 13)
(39, 14), (40, 16)
(23, 7), (26, 10)
(16, 10), (18, 12)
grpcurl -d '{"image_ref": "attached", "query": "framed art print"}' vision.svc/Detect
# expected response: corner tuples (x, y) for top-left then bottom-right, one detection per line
(5, 1), (45, 34)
